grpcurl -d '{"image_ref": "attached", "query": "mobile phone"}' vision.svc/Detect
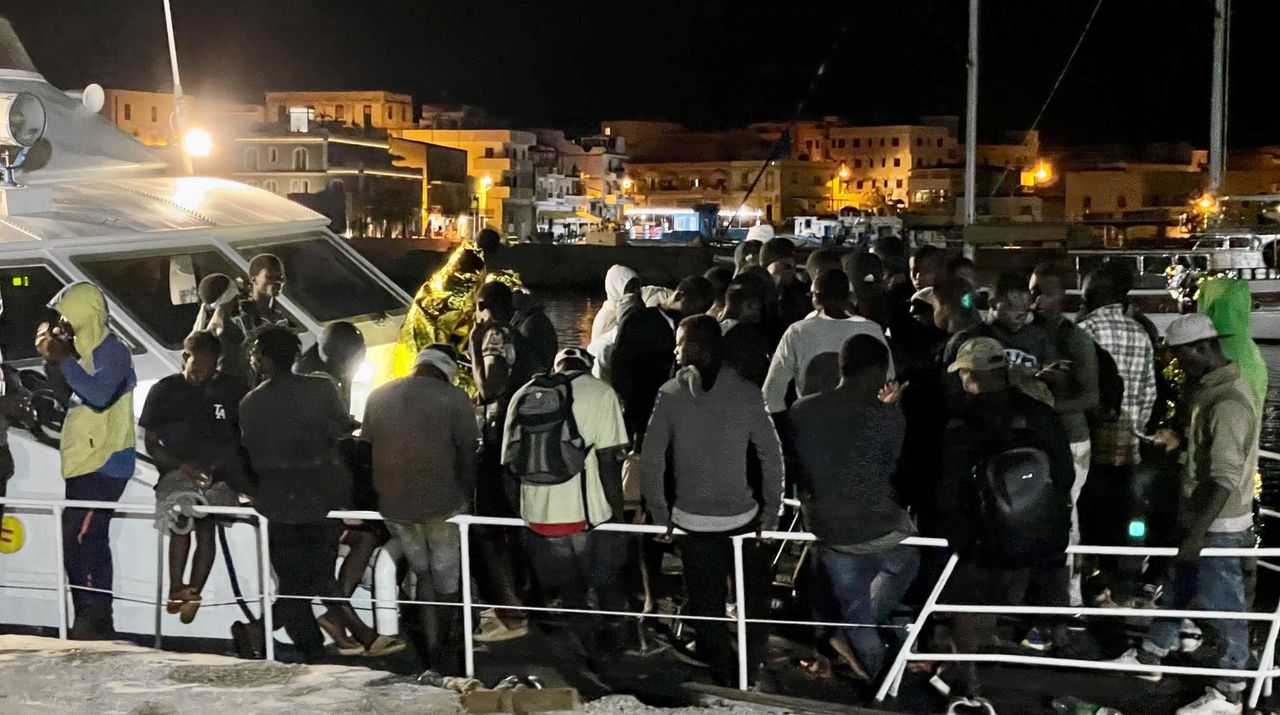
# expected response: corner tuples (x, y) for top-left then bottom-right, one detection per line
(1131, 429), (1159, 444)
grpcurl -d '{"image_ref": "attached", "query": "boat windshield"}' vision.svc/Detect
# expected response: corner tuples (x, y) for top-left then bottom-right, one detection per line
(234, 234), (405, 323)
(0, 20), (39, 74)
(74, 248), (298, 351)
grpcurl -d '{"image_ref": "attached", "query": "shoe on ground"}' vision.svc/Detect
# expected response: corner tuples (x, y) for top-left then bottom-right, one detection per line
(473, 616), (528, 643)
(948, 696), (997, 714)
(363, 634), (408, 657)
(1020, 627), (1052, 652)
(1108, 647), (1162, 682)
(1175, 687), (1242, 715)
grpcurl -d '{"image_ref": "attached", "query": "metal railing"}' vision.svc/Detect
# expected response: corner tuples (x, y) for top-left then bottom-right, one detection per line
(4, 495), (1280, 710)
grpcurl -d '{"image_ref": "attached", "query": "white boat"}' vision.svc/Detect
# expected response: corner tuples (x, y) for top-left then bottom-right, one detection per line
(0, 21), (408, 643)
(1065, 232), (1280, 340)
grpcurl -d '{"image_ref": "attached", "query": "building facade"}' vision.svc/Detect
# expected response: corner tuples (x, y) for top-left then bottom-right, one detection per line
(398, 129), (537, 239)
(100, 88), (190, 147)
(264, 90), (415, 130)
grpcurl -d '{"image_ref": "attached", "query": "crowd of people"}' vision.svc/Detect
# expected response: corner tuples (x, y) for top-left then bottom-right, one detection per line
(26, 228), (1269, 715)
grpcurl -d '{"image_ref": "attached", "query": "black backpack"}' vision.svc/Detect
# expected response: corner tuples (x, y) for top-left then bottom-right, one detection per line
(1093, 343), (1126, 423)
(973, 418), (1069, 567)
(504, 372), (589, 486)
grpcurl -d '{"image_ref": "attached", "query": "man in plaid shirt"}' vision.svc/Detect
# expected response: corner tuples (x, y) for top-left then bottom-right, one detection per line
(1077, 263), (1157, 604)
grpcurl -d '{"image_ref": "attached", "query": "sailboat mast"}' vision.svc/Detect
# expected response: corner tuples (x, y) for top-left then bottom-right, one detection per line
(1209, 0), (1228, 193)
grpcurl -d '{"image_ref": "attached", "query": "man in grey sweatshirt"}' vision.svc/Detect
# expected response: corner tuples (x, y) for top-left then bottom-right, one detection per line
(639, 314), (784, 685)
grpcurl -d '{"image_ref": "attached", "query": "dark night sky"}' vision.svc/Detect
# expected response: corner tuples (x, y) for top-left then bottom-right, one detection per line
(5, 0), (1278, 147)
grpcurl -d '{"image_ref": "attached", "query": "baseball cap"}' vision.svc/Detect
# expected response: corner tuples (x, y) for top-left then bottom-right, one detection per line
(414, 345), (458, 381)
(947, 337), (1009, 373)
(555, 347), (594, 370)
(1165, 313), (1221, 347)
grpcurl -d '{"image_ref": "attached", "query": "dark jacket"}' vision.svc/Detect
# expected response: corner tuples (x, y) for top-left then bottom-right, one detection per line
(610, 306), (677, 440)
(937, 386), (1073, 564)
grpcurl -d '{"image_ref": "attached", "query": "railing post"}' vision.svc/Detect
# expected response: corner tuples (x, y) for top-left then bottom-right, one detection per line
(258, 515), (275, 662)
(51, 506), (67, 640)
(459, 519), (476, 678)
(154, 524), (165, 650)
(733, 535), (749, 691)
(875, 551), (960, 703)
(1248, 591), (1280, 708)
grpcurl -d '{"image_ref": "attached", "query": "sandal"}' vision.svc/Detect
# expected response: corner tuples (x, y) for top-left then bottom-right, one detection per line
(178, 593), (202, 625)
(363, 634), (408, 658)
(166, 586), (198, 616)
(317, 613), (365, 656)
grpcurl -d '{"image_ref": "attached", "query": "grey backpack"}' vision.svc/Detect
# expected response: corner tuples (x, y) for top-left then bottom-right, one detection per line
(504, 372), (588, 486)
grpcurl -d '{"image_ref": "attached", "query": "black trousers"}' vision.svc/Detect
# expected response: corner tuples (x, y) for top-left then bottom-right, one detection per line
(1079, 462), (1144, 599)
(268, 520), (344, 659)
(679, 530), (773, 686)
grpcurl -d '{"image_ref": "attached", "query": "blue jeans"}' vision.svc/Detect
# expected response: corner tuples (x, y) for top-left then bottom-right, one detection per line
(818, 543), (920, 678)
(1143, 529), (1253, 694)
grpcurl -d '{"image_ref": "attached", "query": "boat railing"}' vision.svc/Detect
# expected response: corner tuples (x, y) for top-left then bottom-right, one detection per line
(1, 452), (1280, 708)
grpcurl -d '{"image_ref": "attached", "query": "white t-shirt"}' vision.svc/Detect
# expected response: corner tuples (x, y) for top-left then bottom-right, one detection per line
(502, 372), (629, 535)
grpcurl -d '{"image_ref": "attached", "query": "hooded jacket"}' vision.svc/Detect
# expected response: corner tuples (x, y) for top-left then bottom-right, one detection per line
(1198, 277), (1267, 406)
(51, 283), (137, 480)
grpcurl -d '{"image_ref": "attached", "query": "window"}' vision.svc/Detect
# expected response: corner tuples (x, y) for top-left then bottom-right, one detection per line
(692, 177), (700, 188)
(881, 158), (886, 168)
(856, 180), (864, 189)
(937, 138), (944, 148)
(917, 137), (923, 147)
(290, 179), (310, 193)
(1082, 195), (1092, 210)
(123, 104), (132, 121)
(277, 105), (287, 123)
(243, 147), (259, 171)
(871, 180), (877, 189)
(235, 235), (405, 322)
(401, 105), (408, 122)
(879, 138), (885, 147)
(1117, 195), (1128, 209)
(150, 106), (158, 123)
(764, 174), (775, 190)
(0, 263), (73, 362)
(362, 105), (373, 126)
(853, 138), (861, 148)
(893, 157), (901, 167)
(264, 180), (278, 194)
(854, 159), (862, 168)
(387, 105), (394, 120)
(268, 147), (279, 164)
(892, 137), (900, 147)
(292, 147), (308, 171)
(806, 140), (814, 150)
(837, 139), (846, 148)
(74, 249), (249, 350)
(896, 179), (903, 189)
(485, 147), (495, 158)
(335, 104), (345, 121)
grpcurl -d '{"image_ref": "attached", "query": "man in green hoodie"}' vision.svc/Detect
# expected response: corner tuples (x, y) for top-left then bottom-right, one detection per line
(36, 283), (137, 639)
(1197, 276), (1266, 406)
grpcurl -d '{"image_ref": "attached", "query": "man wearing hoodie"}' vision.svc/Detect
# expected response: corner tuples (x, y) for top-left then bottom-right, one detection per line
(639, 314), (784, 685)
(36, 283), (137, 639)
(587, 265), (671, 381)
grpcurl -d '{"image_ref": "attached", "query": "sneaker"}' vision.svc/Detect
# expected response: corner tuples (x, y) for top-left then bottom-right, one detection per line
(1109, 647), (1163, 682)
(1020, 627), (1052, 652)
(947, 696), (997, 714)
(1177, 619), (1204, 654)
(473, 615), (529, 643)
(1175, 687), (1242, 715)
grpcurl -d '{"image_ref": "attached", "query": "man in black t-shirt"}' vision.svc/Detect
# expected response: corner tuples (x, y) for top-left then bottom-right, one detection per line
(139, 331), (248, 624)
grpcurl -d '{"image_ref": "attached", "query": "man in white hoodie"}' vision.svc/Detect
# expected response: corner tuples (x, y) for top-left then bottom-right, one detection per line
(587, 265), (672, 381)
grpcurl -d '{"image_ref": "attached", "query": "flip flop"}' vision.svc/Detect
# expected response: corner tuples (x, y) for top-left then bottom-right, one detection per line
(316, 613), (365, 656)
(363, 634), (408, 658)
(178, 594), (202, 624)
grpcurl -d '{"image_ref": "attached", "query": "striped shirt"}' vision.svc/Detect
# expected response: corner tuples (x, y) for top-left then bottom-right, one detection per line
(1078, 304), (1157, 465)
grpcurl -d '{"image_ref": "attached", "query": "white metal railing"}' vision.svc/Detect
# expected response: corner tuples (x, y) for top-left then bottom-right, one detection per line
(4, 496), (1280, 709)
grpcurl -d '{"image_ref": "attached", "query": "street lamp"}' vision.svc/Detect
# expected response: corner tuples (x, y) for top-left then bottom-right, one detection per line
(831, 163), (850, 212)
(182, 127), (212, 158)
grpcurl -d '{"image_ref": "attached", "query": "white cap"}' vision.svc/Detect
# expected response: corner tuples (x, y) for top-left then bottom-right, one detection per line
(414, 346), (458, 381)
(1165, 313), (1220, 346)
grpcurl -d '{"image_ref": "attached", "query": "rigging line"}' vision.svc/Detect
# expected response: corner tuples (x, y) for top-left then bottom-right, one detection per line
(992, 0), (1104, 197)
(729, 20), (852, 225)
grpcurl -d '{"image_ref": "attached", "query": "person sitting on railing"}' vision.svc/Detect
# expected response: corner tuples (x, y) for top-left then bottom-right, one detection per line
(139, 331), (248, 625)
(639, 315), (784, 687)
(238, 326), (405, 661)
(787, 334), (916, 684)
(35, 282), (137, 641)
(935, 337), (1073, 701)
(1110, 314), (1259, 715)
(364, 344), (477, 674)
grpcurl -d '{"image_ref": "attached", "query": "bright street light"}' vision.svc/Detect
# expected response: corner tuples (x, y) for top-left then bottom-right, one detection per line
(182, 128), (212, 158)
